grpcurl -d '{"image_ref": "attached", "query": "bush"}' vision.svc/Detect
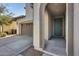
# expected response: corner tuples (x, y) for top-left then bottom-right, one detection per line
(0, 32), (7, 37)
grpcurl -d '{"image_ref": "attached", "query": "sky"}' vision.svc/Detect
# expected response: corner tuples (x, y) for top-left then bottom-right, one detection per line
(4, 3), (25, 17)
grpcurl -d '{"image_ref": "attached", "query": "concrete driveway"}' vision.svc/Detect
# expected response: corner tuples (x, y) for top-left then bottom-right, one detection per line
(0, 35), (33, 56)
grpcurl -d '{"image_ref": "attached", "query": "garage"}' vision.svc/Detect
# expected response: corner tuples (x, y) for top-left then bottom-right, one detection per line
(21, 23), (33, 36)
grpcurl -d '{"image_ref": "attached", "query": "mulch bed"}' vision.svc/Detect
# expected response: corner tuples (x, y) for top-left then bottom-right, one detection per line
(21, 46), (43, 56)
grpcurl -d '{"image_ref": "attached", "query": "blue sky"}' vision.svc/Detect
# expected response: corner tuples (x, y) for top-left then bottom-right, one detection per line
(4, 3), (25, 17)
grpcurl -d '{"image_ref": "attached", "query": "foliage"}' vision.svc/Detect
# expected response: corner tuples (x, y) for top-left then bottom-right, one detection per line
(0, 15), (12, 25)
(0, 4), (13, 25)
(0, 4), (13, 32)
(0, 32), (7, 37)
(0, 4), (7, 14)
(0, 4), (13, 16)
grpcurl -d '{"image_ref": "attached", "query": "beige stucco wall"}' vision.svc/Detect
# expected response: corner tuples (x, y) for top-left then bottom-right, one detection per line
(16, 17), (33, 23)
(26, 3), (33, 20)
(62, 17), (65, 37)
(66, 4), (73, 56)
(16, 23), (20, 35)
(0, 21), (17, 33)
(33, 3), (41, 50)
(43, 10), (49, 40)
(33, 3), (51, 50)
(48, 14), (54, 39)
(74, 3), (79, 56)
(16, 15), (33, 35)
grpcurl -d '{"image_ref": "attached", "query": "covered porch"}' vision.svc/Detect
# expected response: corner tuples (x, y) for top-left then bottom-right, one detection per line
(33, 3), (73, 56)
(41, 3), (66, 56)
(43, 38), (66, 56)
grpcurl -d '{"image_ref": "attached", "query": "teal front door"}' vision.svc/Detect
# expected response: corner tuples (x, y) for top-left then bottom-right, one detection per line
(54, 18), (62, 37)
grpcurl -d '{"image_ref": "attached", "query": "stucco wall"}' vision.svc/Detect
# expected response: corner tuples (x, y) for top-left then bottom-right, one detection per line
(62, 17), (65, 37)
(74, 3), (79, 56)
(16, 17), (32, 23)
(26, 3), (33, 20)
(48, 14), (54, 39)
(0, 21), (17, 33)
(66, 4), (73, 56)
(33, 3), (41, 50)
(43, 10), (49, 40)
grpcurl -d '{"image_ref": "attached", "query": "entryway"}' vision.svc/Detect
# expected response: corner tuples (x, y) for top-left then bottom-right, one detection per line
(43, 16), (66, 55)
(40, 3), (66, 55)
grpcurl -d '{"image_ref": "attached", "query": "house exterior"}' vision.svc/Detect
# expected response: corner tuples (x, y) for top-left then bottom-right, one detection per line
(15, 3), (79, 56)
(14, 15), (33, 36)
(16, 4), (33, 36)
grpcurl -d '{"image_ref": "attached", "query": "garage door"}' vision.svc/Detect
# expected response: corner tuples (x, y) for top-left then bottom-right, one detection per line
(21, 23), (33, 36)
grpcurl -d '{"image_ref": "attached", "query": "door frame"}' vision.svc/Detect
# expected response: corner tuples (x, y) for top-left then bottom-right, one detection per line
(54, 17), (63, 37)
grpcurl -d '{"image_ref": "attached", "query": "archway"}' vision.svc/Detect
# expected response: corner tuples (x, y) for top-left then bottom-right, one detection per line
(33, 3), (73, 56)
(40, 3), (67, 56)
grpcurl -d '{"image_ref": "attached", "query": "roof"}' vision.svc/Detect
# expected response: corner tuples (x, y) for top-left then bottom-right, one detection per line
(12, 15), (26, 21)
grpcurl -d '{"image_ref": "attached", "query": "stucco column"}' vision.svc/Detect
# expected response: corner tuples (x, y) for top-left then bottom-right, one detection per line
(17, 22), (21, 35)
(66, 4), (73, 56)
(33, 4), (41, 50)
(16, 23), (19, 35)
(19, 24), (21, 35)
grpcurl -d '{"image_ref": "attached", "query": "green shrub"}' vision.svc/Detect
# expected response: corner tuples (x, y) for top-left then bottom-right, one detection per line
(0, 32), (7, 37)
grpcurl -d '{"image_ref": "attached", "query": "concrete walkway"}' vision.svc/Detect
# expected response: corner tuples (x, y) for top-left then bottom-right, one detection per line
(43, 38), (67, 56)
(0, 35), (33, 56)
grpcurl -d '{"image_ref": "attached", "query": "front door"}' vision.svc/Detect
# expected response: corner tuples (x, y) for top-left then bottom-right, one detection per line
(54, 18), (62, 37)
